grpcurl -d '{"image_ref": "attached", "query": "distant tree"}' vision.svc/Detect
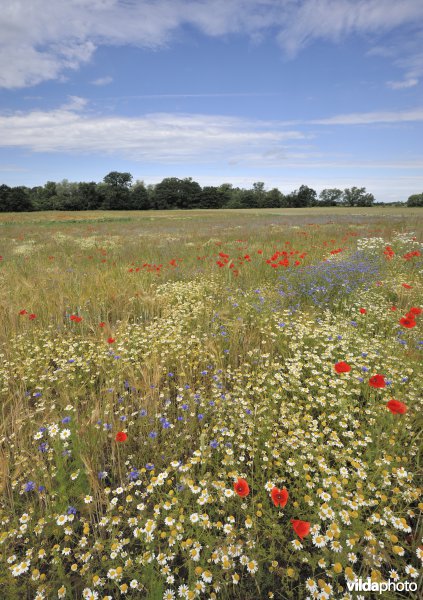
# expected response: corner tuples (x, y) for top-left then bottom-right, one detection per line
(0, 185), (11, 212)
(102, 171), (133, 209)
(55, 179), (81, 210)
(319, 188), (343, 206)
(31, 181), (58, 210)
(407, 193), (423, 207)
(103, 171), (133, 188)
(78, 182), (102, 210)
(252, 182), (266, 207)
(130, 181), (151, 210)
(224, 188), (244, 208)
(198, 186), (226, 209)
(286, 185), (317, 207)
(297, 185), (317, 207)
(284, 191), (298, 208)
(153, 177), (201, 209)
(238, 188), (259, 208)
(0, 186), (33, 212)
(262, 187), (285, 208)
(218, 184), (235, 207)
(12, 186), (32, 211)
(342, 187), (375, 207)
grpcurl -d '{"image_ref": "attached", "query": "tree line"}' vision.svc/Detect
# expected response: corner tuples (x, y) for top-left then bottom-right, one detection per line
(0, 171), (421, 212)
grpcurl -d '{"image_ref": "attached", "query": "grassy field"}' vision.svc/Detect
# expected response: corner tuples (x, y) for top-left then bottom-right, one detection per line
(0, 208), (422, 599)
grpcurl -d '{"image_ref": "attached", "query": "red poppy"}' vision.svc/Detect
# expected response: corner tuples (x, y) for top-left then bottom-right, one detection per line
(386, 399), (407, 415)
(271, 487), (289, 507)
(369, 374), (386, 388)
(390, 306), (397, 311)
(402, 283), (412, 289)
(291, 519), (310, 540)
(408, 307), (421, 316)
(70, 315), (83, 323)
(234, 478), (250, 497)
(399, 317), (416, 328)
(359, 308), (367, 314)
(115, 431), (127, 442)
(334, 361), (351, 374)
(19, 309), (28, 315)
(107, 337), (115, 344)
(99, 322), (106, 327)
(28, 313), (36, 320)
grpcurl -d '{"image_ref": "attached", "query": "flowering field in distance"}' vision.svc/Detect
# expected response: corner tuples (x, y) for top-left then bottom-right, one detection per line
(0, 207), (422, 600)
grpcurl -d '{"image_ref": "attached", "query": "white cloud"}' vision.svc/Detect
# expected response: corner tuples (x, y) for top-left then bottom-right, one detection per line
(91, 76), (113, 86)
(386, 78), (418, 89)
(276, 0), (423, 56)
(311, 107), (423, 125)
(0, 101), (305, 164)
(1, 0), (423, 88)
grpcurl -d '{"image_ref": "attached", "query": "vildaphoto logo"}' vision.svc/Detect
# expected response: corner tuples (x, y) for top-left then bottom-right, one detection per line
(346, 578), (417, 594)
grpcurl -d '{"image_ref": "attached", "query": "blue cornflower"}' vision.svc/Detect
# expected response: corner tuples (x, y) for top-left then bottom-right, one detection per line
(145, 463), (154, 471)
(62, 416), (71, 424)
(98, 471), (107, 480)
(38, 442), (48, 453)
(149, 431), (157, 439)
(181, 404), (188, 410)
(198, 414), (204, 420)
(139, 409), (147, 417)
(210, 440), (218, 449)
(24, 481), (35, 492)
(67, 506), (77, 515)
(128, 469), (139, 481)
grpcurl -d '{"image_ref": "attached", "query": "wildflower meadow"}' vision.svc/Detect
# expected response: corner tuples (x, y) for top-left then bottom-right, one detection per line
(0, 207), (421, 600)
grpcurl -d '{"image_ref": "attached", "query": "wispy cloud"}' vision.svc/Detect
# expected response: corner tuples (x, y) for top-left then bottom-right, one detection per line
(311, 107), (423, 125)
(91, 76), (113, 86)
(0, 164), (28, 172)
(0, 101), (305, 164)
(1, 0), (422, 88)
(386, 78), (418, 89)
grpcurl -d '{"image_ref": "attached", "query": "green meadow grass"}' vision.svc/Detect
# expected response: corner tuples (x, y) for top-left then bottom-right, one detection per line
(0, 208), (422, 599)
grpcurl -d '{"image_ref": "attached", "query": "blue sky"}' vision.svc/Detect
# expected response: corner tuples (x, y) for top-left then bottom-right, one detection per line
(0, 0), (422, 202)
